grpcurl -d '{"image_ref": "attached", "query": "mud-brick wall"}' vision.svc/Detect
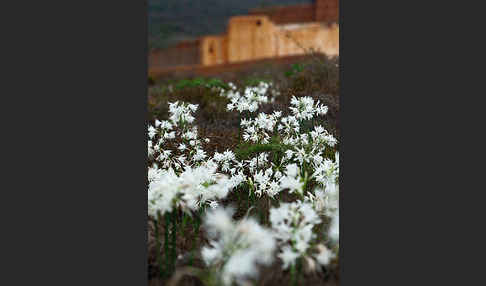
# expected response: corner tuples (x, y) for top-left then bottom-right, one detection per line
(200, 35), (228, 66)
(248, 4), (316, 24)
(276, 23), (339, 57)
(148, 40), (200, 69)
(227, 16), (277, 63)
(315, 0), (339, 22)
(276, 24), (322, 57)
(318, 23), (339, 56)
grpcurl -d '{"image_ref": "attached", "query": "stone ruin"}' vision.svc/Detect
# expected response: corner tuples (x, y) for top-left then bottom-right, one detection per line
(149, 0), (339, 72)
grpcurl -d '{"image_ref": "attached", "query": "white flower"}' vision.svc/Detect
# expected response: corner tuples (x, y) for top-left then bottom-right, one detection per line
(279, 164), (304, 195)
(278, 246), (300, 270)
(202, 207), (276, 285)
(193, 148), (207, 162)
(289, 96), (328, 121)
(209, 200), (219, 209)
(147, 166), (162, 182)
(164, 131), (175, 139)
(285, 150), (294, 160)
(329, 212), (339, 243)
(310, 125), (337, 147)
(168, 101), (197, 126)
(229, 172), (246, 189)
(202, 245), (222, 265)
(159, 120), (173, 130)
(270, 201), (322, 270)
(219, 82), (272, 113)
(305, 188), (326, 214)
(285, 164), (299, 177)
(314, 244), (334, 266)
(178, 143), (186, 151)
(148, 165), (232, 216)
(148, 140), (154, 157)
(148, 125), (156, 139)
(213, 150), (237, 172)
(312, 151), (339, 189)
(188, 104), (198, 112)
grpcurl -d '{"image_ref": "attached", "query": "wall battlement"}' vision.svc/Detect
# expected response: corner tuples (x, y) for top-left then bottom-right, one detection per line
(149, 0), (339, 72)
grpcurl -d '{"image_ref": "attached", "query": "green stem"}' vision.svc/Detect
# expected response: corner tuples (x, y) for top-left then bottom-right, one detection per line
(181, 212), (189, 237)
(247, 187), (251, 210)
(267, 196), (271, 225)
(302, 170), (309, 195)
(238, 113), (242, 141)
(188, 244), (194, 266)
(259, 197), (264, 224)
(164, 213), (170, 277)
(190, 211), (202, 266)
(257, 152), (259, 169)
(195, 209), (201, 236)
(237, 190), (241, 207)
(290, 263), (297, 286)
(171, 211), (177, 273)
(296, 257), (302, 285)
(155, 212), (164, 278)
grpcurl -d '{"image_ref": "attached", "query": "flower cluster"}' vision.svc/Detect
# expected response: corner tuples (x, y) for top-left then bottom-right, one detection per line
(270, 201), (334, 270)
(252, 167), (281, 198)
(241, 111), (281, 144)
(147, 162), (234, 217)
(313, 152), (339, 190)
(223, 81), (274, 113)
(278, 163), (305, 196)
(310, 125), (338, 148)
(168, 101), (198, 126)
(148, 88), (340, 282)
(289, 96), (328, 121)
(202, 207), (276, 286)
(147, 101), (209, 170)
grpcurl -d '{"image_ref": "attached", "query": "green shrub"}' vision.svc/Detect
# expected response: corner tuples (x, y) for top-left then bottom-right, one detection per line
(285, 63), (305, 78)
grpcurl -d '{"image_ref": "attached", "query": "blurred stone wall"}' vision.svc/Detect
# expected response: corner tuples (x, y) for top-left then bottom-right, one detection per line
(149, 40), (200, 69)
(148, 0), (339, 70)
(315, 0), (339, 23)
(248, 4), (315, 24)
(275, 23), (339, 57)
(200, 35), (227, 66)
(227, 16), (276, 63)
